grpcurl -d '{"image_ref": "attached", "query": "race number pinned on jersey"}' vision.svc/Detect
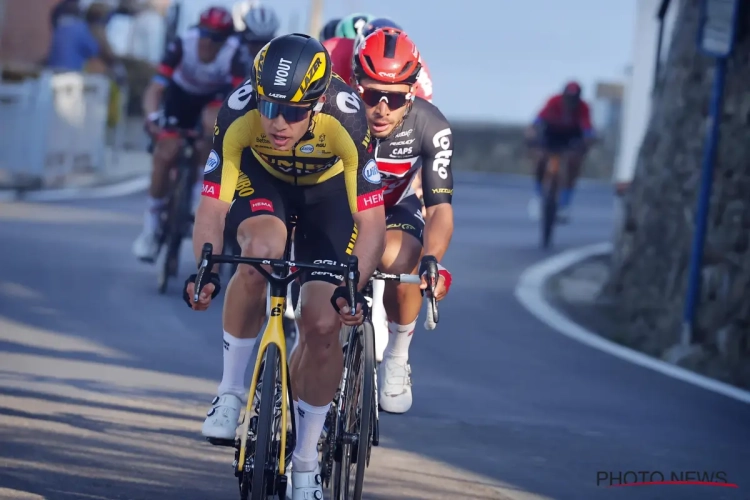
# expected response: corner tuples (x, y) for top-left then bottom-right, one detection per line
(362, 159), (381, 184)
(205, 150), (220, 174)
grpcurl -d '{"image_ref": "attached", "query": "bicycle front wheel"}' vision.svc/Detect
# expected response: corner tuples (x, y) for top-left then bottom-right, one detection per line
(332, 321), (374, 499)
(250, 343), (281, 500)
(541, 164), (559, 249)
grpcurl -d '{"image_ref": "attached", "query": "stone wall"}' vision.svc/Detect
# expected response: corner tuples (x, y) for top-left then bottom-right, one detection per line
(450, 122), (616, 179)
(605, 0), (750, 383)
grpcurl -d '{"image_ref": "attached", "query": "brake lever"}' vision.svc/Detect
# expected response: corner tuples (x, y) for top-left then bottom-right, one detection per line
(194, 243), (214, 302)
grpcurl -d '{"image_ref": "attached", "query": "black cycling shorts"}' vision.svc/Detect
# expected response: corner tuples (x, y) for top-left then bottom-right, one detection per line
(540, 127), (584, 153)
(160, 81), (229, 132)
(385, 194), (424, 243)
(225, 152), (357, 285)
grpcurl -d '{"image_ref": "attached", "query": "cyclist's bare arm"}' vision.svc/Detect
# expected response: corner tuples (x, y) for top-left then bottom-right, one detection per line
(420, 113), (455, 261)
(193, 198), (228, 270)
(352, 207), (386, 288)
(144, 37), (184, 117)
(142, 80), (166, 117)
(193, 100), (245, 269)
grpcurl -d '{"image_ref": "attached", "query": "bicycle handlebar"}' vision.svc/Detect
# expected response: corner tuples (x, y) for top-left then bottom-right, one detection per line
(193, 243), (440, 326)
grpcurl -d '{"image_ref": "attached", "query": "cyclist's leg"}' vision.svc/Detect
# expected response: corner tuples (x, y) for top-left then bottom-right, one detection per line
(202, 163), (289, 440)
(559, 132), (587, 215)
(378, 195), (424, 414)
(133, 83), (202, 259)
(527, 135), (549, 221)
(287, 178), (356, 495)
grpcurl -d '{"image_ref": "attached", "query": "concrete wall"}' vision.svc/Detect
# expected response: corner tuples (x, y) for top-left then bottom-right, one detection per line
(614, 0), (680, 185)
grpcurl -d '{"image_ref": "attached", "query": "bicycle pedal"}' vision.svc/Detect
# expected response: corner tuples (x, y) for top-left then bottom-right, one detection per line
(206, 437), (236, 447)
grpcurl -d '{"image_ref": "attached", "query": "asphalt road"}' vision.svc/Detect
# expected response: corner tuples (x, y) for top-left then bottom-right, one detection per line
(0, 174), (748, 500)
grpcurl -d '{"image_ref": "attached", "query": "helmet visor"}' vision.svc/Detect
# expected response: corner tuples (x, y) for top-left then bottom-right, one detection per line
(258, 98), (312, 123)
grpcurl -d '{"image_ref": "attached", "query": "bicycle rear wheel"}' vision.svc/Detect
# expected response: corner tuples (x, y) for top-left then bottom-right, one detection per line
(158, 162), (194, 293)
(332, 321), (375, 499)
(541, 157), (560, 250)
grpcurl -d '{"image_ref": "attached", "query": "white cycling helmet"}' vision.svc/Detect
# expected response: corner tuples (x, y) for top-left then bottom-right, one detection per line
(243, 5), (280, 42)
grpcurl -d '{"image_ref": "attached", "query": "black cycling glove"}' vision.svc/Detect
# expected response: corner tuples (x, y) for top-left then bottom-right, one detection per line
(418, 255), (439, 297)
(330, 286), (369, 317)
(183, 272), (222, 308)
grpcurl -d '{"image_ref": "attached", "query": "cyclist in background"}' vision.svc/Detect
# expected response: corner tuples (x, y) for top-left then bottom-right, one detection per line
(318, 18), (340, 42)
(525, 81), (595, 222)
(134, 6), (245, 261)
(352, 28), (454, 414)
(238, 4), (279, 57)
(185, 33), (385, 499)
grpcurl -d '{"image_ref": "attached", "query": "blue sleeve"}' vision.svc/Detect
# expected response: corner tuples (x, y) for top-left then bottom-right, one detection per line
(79, 23), (101, 60)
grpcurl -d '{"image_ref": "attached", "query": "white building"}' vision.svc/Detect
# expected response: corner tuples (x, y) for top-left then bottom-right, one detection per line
(614, 0), (680, 186)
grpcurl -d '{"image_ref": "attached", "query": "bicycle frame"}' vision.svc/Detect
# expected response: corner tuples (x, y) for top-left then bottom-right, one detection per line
(241, 282), (289, 473)
(194, 243), (362, 478)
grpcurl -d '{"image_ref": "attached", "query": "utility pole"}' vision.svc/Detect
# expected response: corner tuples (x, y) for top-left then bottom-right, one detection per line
(307, 0), (323, 37)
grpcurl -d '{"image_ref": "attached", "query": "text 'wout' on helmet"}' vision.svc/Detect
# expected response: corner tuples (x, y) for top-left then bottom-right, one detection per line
(353, 28), (421, 86)
(251, 33), (332, 104)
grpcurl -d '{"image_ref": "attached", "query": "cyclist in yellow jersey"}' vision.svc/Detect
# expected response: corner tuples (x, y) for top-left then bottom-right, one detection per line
(182, 33), (386, 500)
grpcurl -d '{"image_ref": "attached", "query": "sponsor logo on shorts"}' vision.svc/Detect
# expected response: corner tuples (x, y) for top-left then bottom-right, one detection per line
(386, 222), (416, 231)
(250, 198), (274, 212)
(204, 150), (220, 174)
(299, 144), (315, 154)
(202, 181), (220, 199)
(431, 188), (453, 195)
(356, 190), (384, 212)
(362, 159), (381, 184)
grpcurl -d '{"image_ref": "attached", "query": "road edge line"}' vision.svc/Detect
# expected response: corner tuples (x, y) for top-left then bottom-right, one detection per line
(0, 175), (150, 203)
(514, 242), (750, 405)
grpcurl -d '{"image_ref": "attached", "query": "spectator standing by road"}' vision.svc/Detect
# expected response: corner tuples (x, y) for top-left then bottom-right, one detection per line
(46, 0), (100, 71)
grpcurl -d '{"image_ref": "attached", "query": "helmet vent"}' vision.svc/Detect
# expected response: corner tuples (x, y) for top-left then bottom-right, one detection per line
(383, 33), (398, 58)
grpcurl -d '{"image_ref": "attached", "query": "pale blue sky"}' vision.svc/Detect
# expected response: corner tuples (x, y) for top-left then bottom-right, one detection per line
(283, 0), (636, 123)
(182, 0), (637, 123)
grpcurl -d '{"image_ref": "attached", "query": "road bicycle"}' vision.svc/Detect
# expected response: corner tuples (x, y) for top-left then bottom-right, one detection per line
(193, 217), (435, 499)
(148, 128), (201, 294)
(539, 146), (576, 250)
(319, 263), (439, 499)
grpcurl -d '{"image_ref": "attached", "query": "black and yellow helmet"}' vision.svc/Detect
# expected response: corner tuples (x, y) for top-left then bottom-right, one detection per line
(251, 33), (332, 104)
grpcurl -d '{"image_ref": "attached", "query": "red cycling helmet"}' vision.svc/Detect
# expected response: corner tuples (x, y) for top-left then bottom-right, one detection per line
(199, 6), (234, 36)
(563, 81), (582, 98)
(353, 28), (421, 86)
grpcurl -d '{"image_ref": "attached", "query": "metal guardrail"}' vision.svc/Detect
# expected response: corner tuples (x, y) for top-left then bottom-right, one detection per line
(0, 71), (112, 189)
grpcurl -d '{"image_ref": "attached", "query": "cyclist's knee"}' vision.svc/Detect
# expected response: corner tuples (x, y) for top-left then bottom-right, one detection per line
(298, 282), (340, 356)
(380, 230), (421, 274)
(235, 217), (286, 285)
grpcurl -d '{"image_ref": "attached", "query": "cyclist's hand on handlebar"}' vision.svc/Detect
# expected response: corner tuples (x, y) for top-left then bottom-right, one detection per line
(183, 273), (221, 310)
(419, 262), (453, 301)
(335, 296), (364, 326)
(330, 286), (366, 326)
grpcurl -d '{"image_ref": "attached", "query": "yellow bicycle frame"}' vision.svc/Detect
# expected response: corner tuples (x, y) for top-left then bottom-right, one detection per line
(236, 292), (290, 476)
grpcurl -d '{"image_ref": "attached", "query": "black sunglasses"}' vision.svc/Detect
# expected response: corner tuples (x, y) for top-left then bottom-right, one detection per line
(258, 98), (313, 123)
(359, 89), (410, 110)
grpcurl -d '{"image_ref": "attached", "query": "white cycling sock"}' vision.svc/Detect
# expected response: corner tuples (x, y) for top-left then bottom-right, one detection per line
(217, 331), (256, 401)
(384, 319), (417, 360)
(292, 399), (330, 472)
(145, 196), (166, 233)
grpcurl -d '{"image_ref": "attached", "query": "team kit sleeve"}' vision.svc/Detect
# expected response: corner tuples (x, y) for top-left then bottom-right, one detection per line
(154, 37), (183, 84)
(229, 44), (250, 87)
(419, 107), (454, 208)
(331, 92), (383, 213)
(201, 101), (246, 203)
